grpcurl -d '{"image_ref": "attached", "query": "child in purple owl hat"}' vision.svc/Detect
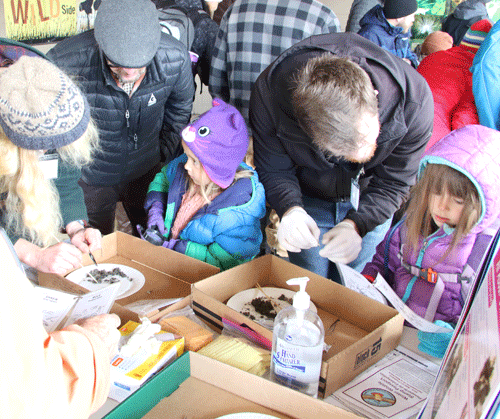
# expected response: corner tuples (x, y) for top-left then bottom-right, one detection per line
(140, 98), (266, 270)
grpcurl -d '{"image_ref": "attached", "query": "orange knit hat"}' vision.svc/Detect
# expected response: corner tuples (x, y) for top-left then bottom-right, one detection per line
(420, 31), (453, 56)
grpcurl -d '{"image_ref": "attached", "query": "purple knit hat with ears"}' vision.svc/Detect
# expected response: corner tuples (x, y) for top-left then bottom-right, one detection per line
(181, 98), (249, 188)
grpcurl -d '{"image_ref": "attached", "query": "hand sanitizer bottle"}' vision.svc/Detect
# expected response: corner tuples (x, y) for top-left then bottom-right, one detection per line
(271, 277), (325, 397)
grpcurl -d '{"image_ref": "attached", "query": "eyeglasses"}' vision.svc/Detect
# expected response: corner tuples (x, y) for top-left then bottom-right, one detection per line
(106, 59), (122, 69)
(104, 54), (126, 69)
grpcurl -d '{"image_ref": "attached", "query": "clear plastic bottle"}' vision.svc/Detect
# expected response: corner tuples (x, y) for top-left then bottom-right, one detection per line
(270, 277), (325, 398)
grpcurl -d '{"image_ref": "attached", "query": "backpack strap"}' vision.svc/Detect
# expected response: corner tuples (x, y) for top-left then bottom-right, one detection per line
(459, 217), (500, 301)
(157, 4), (195, 51)
(425, 219), (500, 321)
(398, 217), (500, 321)
(185, 7), (210, 26)
(383, 217), (405, 280)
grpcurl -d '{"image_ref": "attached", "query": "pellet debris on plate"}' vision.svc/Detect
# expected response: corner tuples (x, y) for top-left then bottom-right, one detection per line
(83, 267), (132, 284)
(241, 294), (292, 321)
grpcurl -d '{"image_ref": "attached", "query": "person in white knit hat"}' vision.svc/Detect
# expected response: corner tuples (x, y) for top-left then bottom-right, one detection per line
(0, 55), (102, 276)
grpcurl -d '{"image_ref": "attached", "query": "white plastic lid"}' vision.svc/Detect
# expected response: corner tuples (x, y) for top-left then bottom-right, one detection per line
(286, 277), (310, 311)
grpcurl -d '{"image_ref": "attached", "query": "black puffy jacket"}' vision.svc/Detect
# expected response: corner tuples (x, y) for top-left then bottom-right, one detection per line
(47, 30), (195, 186)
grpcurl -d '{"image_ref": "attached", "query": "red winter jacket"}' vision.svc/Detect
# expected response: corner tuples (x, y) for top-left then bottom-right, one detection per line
(417, 45), (478, 150)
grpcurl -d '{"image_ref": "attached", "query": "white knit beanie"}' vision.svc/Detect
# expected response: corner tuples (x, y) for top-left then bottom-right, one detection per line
(0, 55), (90, 150)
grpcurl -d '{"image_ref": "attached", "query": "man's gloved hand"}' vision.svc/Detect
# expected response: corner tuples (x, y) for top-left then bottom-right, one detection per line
(319, 220), (362, 264)
(418, 320), (454, 359)
(147, 201), (166, 235)
(277, 207), (320, 252)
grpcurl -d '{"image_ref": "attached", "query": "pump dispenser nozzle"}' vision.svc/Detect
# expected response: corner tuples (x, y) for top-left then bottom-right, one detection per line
(287, 277), (311, 311)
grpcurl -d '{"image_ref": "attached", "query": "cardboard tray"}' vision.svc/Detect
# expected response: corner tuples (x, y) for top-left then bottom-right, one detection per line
(190, 254), (404, 399)
(38, 232), (220, 324)
(103, 351), (362, 419)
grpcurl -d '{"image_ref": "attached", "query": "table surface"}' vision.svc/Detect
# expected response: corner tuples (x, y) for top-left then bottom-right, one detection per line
(89, 326), (441, 419)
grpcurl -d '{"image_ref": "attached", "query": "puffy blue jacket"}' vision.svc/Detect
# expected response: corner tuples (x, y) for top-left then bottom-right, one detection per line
(471, 18), (500, 131)
(145, 155), (266, 270)
(358, 5), (419, 68)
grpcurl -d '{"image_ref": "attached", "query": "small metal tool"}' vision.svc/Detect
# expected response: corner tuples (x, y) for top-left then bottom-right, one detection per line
(89, 251), (98, 266)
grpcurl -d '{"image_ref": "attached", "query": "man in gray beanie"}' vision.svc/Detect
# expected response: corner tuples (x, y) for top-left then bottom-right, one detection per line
(357, 0), (420, 67)
(47, 0), (195, 236)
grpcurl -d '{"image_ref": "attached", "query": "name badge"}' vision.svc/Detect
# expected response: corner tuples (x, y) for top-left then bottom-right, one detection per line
(350, 178), (360, 211)
(39, 153), (59, 180)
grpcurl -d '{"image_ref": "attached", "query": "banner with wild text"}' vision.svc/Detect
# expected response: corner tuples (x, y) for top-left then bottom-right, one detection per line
(3, 0), (99, 44)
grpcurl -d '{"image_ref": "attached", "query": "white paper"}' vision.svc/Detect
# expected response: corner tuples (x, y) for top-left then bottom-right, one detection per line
(372, 273), (452, 333)
(62, 282), (121, 328)
(123, 298), (182, 316)
(34, 287), (78, 332)
(336, 263), (388, 305)
(325, 346), (440, 419)
(36, 282), (120, 332)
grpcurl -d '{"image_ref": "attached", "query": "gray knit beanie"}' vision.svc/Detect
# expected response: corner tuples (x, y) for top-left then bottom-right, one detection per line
(384, 0), (418, 19)
(0, 55), (90, 150)
(94, 0), (161, 68)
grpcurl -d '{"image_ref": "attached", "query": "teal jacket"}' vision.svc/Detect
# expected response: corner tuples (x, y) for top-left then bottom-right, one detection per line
(471, 19), (500, 131)
(0, 156), (88, 245)
(145, 155), (266, 270)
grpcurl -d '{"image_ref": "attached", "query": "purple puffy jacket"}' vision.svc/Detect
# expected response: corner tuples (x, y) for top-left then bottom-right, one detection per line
(362, 125), (500, 324)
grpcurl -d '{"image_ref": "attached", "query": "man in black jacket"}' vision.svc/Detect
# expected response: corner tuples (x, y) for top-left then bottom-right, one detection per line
(250, 32), (433, 282)
(48, 0), (195, 236)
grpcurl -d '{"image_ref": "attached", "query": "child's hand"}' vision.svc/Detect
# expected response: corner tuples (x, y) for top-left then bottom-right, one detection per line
(162, 239), (178, 250)
(147, 201), (166, 235)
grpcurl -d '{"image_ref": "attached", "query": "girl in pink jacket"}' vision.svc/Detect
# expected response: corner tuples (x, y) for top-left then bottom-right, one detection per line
(363, 125), (500, 326)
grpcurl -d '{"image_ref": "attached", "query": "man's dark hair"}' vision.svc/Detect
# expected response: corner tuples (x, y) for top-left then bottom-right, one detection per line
(292, 54), (378, 160)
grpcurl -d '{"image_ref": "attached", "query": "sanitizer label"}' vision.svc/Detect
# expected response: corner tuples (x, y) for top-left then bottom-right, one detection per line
(272, 336), (322, 382)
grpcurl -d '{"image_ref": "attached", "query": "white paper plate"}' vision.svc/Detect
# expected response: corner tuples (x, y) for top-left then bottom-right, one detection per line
(226, 287), (317, 330)
(65, 263), (145, 299)
(216, 413), (281, 419)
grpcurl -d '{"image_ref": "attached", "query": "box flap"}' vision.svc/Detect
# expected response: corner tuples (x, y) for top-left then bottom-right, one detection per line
(111, 232), (219, 282)
(140, 352), (362, 419)
(193, 254), (398, 331)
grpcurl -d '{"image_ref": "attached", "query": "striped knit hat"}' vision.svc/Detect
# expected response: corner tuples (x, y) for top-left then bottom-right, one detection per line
(0, 55), (90, 150)
(460, 19), (493, 54)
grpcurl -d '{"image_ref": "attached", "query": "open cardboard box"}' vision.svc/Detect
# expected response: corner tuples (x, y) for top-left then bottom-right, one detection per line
(191, 254), (404, 399)
(103, 351), (362, 419)
(38, 232), (220, 325)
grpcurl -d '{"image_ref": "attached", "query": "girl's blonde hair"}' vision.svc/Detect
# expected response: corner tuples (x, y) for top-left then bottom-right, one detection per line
(187, 166), (254, 204)
(0, 119), (99, 247)
(405, 164), (481, 258)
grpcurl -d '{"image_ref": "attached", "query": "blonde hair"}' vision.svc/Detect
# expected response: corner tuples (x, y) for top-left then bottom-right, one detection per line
(187, 167), (254, 205)
(0, 120), (99, 247)
(405, 164), (481, 258)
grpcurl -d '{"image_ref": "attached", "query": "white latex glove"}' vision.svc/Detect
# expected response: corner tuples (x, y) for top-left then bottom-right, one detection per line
(319, 220), (362, 264)
(277, 207), (320, 252)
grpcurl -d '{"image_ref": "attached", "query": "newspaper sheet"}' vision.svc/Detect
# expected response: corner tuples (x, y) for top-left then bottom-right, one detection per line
(325, 346), (440, 419)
